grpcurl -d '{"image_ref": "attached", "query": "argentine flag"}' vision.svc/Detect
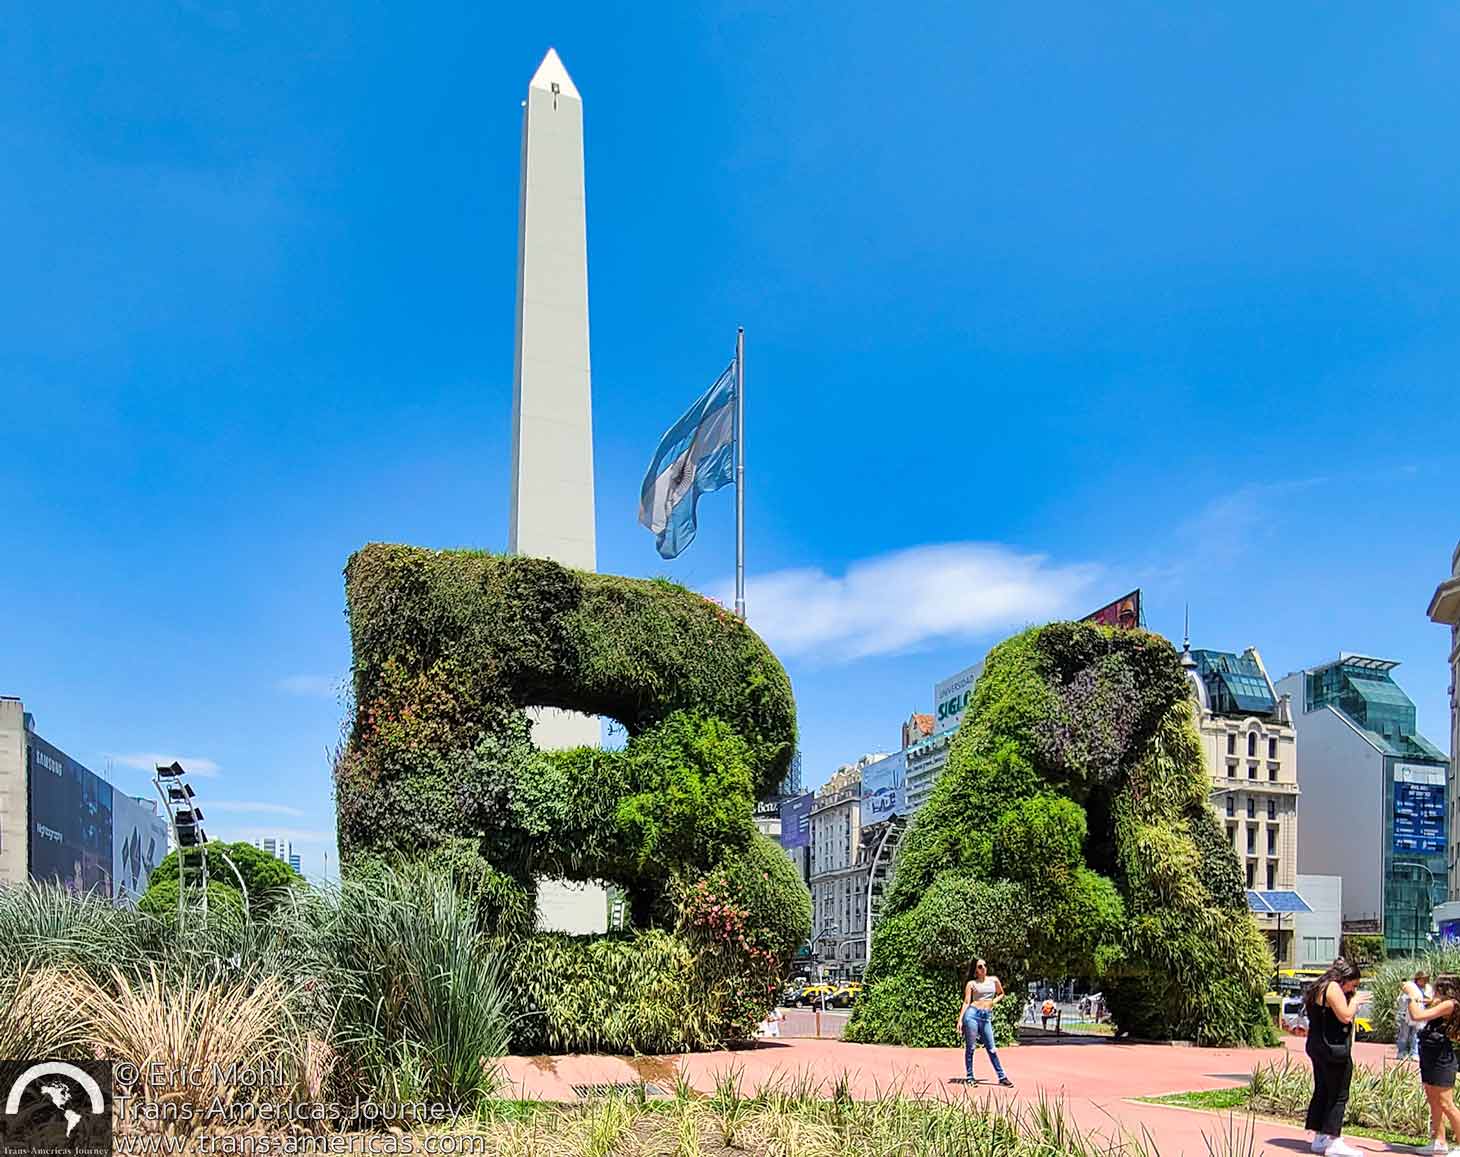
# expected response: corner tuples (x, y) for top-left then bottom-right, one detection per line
(638, 362), (736, 559)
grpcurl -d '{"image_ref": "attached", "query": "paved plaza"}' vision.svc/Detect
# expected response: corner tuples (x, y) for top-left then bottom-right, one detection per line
(501, 1036), (1405, 1155)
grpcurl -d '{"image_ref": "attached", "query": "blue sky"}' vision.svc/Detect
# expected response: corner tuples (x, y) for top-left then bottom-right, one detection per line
(3, 4), (1456, 878)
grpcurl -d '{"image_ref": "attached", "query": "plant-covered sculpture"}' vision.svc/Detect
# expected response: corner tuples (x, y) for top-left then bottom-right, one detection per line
(846, 621), (1276, 1048)
(335, 544), (809, 1052)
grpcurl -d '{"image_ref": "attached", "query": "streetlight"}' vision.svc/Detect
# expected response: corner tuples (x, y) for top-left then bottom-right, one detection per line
(806, 924), (840, 1039)
(1405, 861), (1441, 956)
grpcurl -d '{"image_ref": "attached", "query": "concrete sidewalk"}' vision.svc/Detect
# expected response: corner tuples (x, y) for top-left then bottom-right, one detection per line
(499, 1037), (1406, 1155)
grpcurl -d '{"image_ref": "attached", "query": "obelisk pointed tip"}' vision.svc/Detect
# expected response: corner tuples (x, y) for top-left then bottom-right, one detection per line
(529, 47), (580, 100)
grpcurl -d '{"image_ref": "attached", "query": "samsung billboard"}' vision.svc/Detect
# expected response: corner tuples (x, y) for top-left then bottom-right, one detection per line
(27, 732), (113, 897)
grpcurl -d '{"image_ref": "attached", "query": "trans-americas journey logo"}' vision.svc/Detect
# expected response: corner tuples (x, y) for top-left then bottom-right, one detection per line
(0, 1060), (112, 1157)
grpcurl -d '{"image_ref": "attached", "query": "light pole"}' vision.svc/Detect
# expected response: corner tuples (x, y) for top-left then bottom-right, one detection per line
(1406, 861), (1440, 956)
(807, 924), (840, 1039)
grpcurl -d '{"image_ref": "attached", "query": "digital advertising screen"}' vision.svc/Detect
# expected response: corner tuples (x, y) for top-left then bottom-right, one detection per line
(778, 792), (813, 850)
(1394, 779), (1446, 856)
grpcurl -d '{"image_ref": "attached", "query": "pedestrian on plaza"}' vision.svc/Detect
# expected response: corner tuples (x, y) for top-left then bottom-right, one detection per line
(1303, 957), (1367, 1157)
(1406, 974), (1460, 1155)
(1040, 997), (1057, 1030)
(959, 959), (1014, 1087)
(1399, 969), (1435, 1062)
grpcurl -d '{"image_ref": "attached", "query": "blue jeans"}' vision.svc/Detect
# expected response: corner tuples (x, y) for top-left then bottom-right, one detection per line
(1396, 1018), (1419, 1060)
(963, 1007), (1007, 1081)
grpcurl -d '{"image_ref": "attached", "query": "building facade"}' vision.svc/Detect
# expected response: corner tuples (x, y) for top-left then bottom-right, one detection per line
(254, 836), (303, 874)
(0, 698), (27, 887)
(0, 697), (167, 902)
(1428, 541), (1460, 907)
(807, 754), (888, 977)
(905, 662), (983, 814)
(1276, 655), (1450, 954)
(1183, 645), (1301, 963)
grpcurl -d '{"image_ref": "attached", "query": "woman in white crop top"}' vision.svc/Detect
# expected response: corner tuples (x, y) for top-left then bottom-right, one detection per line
(959, 959), (1013, 1086)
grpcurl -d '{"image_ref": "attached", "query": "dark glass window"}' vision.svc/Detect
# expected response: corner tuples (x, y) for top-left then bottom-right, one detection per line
(1246, 826), (1256, 854)
(1226, 795), (1235, 817)
(1267, 827), (1277, 855)
(1248, 764), (1258, 779)
(1268, 736), (1278, 760)
(1248, 731), (1257, 757)
(1227, 733), (1237, 755)
(1268, 799), (1277, 820)
(1267, 862), (1277, 890)
(1246, 797), (1256, 819)
(1246, 861), (1256, 888)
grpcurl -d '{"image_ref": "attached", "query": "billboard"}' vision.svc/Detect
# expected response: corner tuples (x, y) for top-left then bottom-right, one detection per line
(1394, 778), (1446, 856)
(933, 662), (984, 735)
(112, 792), (168, 905)
(861, 751), (906, 829)
(1083, 589), (1142, 630)
(27, 732), (113, 898)
(779, 792), (814, 850)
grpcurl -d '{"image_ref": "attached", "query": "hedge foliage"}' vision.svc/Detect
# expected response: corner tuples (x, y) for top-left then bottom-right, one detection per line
(847, 621), (1276, 1047)
(335, 544), (808, 1052)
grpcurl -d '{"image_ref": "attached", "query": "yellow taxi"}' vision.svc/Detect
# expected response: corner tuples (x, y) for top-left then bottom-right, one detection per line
(796, 983), (838, 1007)
(831, 981), (863, 1008)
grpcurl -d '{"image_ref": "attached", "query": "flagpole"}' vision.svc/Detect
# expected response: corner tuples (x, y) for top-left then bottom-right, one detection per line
(734, 327), (746, 620)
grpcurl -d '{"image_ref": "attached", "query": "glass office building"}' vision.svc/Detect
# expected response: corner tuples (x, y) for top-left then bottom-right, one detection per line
(1277, 655), (1449, 954)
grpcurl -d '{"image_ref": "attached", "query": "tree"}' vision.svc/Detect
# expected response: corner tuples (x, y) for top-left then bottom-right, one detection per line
(142, 840), (299, 919)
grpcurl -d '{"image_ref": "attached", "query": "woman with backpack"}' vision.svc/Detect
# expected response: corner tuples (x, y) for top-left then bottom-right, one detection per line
(1303, 957), (1367, 1157)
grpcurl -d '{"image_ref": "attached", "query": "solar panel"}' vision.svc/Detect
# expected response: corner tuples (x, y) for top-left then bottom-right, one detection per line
(1254, 890), (1312, 914)
(1246, 890), (1273, 913)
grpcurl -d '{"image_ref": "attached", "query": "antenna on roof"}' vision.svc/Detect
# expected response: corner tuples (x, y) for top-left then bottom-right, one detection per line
(1183, 604), (1190, 652)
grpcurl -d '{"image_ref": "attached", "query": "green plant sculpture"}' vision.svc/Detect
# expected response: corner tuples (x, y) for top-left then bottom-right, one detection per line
(335, 544), (809, 1052)
(846, 621), (1276, 1048)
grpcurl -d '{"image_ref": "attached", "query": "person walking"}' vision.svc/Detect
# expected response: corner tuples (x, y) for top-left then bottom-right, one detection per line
(1400, 969), (1435, 1062)
(959, 959), (1014, 1087)
(1407, 974), (1460, 1155)
(1303, 957), (1367, 1156)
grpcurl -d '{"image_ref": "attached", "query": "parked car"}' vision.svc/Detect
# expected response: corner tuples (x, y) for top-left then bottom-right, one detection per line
(1280, 995), (1308, 1034)
(781, 982), (805, 1007)
(830, 982), (863, 1008)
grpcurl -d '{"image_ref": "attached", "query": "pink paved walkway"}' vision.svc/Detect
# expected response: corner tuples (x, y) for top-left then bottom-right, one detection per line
(500, 1036), (1408, 1155)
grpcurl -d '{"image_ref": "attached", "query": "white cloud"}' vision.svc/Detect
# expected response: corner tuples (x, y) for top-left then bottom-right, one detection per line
(110, 753), (220, 777)
(198, 800), (306, 818)
(722, 542), (1099, 662)
(276, 674), (343, 699)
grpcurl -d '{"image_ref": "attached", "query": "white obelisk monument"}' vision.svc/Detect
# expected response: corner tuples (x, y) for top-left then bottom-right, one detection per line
(509, 48), (606, 933)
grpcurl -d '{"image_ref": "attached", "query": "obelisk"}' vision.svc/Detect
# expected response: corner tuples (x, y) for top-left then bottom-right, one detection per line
(510, 48), (606, 933)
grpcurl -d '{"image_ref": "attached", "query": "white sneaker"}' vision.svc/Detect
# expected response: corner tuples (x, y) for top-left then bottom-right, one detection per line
(1309, 1137), (1330, 1155)
(1323, 1140), (1361, 1157)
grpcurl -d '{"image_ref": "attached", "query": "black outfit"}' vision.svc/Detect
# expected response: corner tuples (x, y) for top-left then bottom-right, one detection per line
(1304, 987), (1353, 1137)
(1420, 1018), (1459, 1088)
